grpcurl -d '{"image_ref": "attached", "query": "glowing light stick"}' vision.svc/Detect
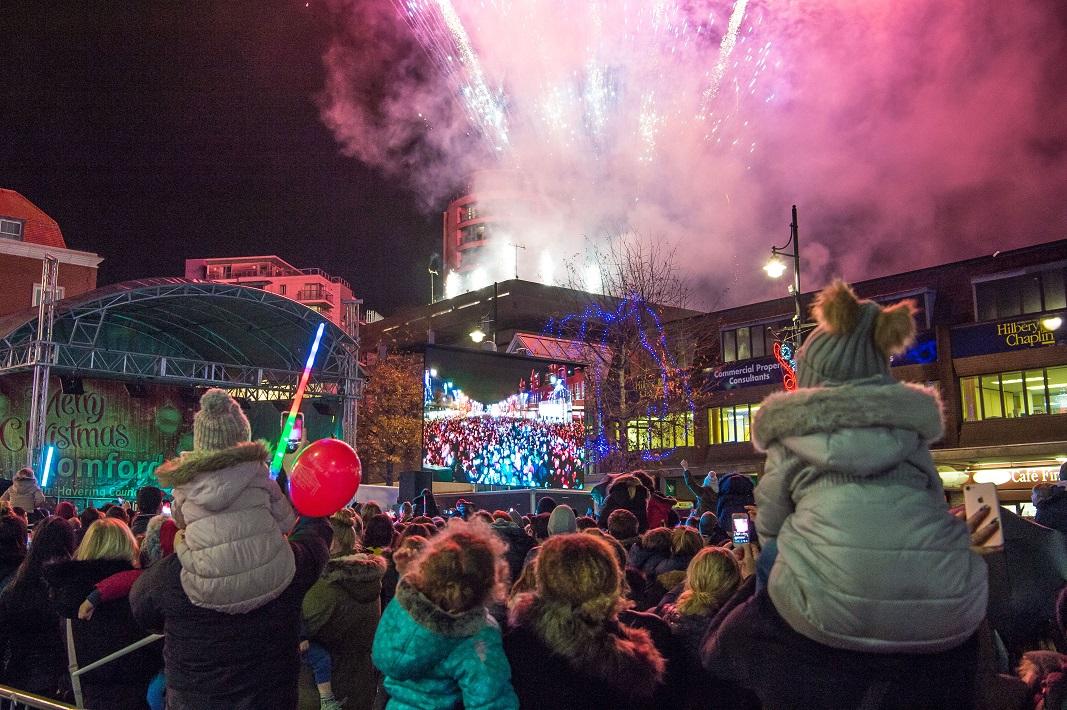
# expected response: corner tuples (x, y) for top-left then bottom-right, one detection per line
(41, 445), (56, 488)
(270, 322), (326, 478)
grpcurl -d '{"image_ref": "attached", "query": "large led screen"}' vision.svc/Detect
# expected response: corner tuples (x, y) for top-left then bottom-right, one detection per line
(423, 346), (586, 488)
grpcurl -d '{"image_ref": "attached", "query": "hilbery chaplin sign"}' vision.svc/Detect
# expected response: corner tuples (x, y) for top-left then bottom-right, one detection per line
(951, 311), (1066, 358)
(0, 374), (189, 501)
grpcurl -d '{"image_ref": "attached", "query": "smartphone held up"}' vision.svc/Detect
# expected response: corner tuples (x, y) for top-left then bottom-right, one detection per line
(963, 483), (1005, 549)
(732, 512), (751, 546)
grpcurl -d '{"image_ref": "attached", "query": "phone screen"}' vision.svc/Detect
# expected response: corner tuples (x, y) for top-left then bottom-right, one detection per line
(732, 514), (750, 545)
(162, 502), (172, 517)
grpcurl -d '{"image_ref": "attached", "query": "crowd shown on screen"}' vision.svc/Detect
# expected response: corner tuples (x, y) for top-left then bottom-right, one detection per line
(423, 415), (584, 488)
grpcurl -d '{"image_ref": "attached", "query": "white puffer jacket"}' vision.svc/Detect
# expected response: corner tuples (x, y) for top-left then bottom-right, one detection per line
(156, 441), (297, 614)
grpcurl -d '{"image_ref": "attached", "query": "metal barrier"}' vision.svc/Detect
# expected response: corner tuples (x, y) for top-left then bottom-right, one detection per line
(0, 685), (76, 710)
(65, 621), (163, 709)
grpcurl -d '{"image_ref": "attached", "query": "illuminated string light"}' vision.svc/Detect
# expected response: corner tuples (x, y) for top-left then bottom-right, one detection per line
(270, 322), (327, 478)
(545, 293), (695, 463)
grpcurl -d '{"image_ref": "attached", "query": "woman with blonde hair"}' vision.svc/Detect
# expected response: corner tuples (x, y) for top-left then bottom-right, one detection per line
(373, 520), (518, 709)
(659, 547), (746, 710)
(662, 548), (742, 650)
(75, 518), (139, 564)
(46, 518), (160, 709)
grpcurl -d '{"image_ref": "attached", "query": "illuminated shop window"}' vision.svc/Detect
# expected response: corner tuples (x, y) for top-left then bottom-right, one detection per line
(708, 404), (761, 444)
(960, 365), (1067, 421)
(626, 411), (695, 451)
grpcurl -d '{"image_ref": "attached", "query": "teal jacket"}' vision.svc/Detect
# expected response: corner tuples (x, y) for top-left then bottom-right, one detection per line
(372, 578), (518, 710)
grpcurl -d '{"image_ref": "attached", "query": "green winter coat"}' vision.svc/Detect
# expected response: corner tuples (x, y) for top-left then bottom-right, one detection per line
(372, 578), (518, 710)
(299, 553), (386, 710)
(753, 380), (988, 654)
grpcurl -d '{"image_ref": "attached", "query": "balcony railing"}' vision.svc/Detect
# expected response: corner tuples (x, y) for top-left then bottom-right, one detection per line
(204, 266), (351, 291)
(297, 289), (334, 304)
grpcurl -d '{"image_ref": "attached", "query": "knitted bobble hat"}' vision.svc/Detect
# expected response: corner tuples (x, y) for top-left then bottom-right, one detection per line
(193, 388), (251, 452)
(796, 280), (917, 388)
(547, 504), (577, 536)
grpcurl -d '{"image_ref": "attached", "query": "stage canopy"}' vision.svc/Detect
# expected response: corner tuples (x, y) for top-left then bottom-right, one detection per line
(0, 279), (362, 400)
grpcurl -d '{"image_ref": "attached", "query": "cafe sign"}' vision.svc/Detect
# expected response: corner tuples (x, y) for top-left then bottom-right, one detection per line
(969, 466), (1061, 489)
(951, 312), (1066, 358)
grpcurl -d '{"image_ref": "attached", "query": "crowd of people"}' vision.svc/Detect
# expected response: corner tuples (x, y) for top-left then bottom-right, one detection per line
(422, 415), (584, 488)
(2, 281), (1067, 709)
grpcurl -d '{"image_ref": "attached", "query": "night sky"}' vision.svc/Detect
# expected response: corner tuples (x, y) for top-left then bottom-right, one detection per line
(1, 1), (438, 315)
(3, 1), (1065, 317)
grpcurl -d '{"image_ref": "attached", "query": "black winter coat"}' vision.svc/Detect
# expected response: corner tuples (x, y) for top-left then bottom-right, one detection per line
(504, 621), (661, 710)
(597, 474), (649, 533)
(1034, 483), (1067, 534)
(701, 580), (973, 710)
(45, 558), (162, 710)
(0, 565), (67, 698)
(130, 517), (331, 710)
(490, 521), (536, 583)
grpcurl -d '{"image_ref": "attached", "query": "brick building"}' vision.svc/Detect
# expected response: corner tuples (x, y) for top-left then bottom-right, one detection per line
(184, 255), (356, 332)
(652, 239), (1067, 507)
(0, 189), (102, 317)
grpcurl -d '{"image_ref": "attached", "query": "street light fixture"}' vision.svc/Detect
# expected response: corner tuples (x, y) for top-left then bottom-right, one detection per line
(469, 328), (486, 344)
(763, 254), (787, 279)
(766, 205), (802, 327)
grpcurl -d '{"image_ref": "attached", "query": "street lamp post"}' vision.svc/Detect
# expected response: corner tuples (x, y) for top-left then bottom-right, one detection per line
(764, 205), (802, 329)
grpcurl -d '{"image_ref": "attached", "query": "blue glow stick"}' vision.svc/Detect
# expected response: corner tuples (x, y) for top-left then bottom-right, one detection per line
(41, 445), (56, 488)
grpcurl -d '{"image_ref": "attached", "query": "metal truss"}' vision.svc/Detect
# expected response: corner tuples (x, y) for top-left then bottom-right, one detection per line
(0, 280), (364, 443)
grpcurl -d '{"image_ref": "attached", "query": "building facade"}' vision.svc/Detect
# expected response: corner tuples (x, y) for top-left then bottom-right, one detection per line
(0, 189), (102, 317)
(647, 239), (1067, 508)
(184, 255), (356, 332)
(440, 171), (550, 299)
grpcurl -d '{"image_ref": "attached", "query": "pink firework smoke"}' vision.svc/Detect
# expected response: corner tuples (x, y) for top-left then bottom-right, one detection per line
(318, 0), (1067, 307)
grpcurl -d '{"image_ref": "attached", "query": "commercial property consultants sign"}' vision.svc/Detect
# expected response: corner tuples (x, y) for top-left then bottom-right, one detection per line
(708, 357), (784, 391)
(951, 312), (1066, 358)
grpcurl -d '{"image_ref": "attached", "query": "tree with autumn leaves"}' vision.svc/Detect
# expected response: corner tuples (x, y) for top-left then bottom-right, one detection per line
(357, 353), (424, 484)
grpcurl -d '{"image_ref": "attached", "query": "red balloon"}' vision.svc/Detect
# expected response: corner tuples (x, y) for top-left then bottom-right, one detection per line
(289, 439), (362, 517)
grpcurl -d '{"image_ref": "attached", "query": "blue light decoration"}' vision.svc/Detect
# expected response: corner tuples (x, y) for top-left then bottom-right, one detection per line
(891, 331), (937, 366)
(544, 293), (695, 463)
(40, 445), (57, 488)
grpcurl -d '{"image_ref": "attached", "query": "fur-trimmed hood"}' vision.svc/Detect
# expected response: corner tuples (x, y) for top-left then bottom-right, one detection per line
(8, 477), (41, 496)
(752, 381), (943, 476)
(754, 380), (942, 449)
(319, 552), (386, 603)
(607, 473), (645, 496)
(508, 593), (664, 699)
(395, 577), (489, 638)
(155, 440), (269, 487)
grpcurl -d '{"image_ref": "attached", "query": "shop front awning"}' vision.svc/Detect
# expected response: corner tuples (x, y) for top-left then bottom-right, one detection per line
(0, 279), (363, 399)
(507, 332), (612, 367)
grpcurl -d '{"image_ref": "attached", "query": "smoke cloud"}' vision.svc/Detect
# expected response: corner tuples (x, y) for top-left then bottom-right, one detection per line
(318, 0), (1067, 308)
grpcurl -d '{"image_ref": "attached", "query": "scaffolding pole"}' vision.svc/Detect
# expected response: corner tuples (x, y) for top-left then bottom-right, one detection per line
(26, 256), (59, 469)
